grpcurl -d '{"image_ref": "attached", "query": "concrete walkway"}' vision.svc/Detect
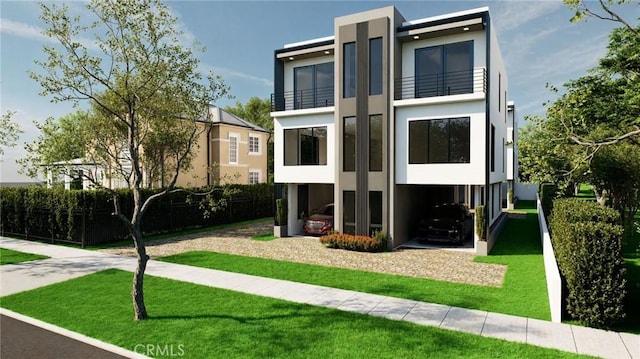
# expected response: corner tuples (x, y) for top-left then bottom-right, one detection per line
(1, 237), (638, 359)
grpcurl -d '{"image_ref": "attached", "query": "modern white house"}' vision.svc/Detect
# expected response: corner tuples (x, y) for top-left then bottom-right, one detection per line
(271, 6), (514, 251)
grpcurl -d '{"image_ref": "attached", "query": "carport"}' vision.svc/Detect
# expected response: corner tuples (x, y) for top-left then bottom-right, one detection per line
(393, 184), (472, 248)
(287, 183), (334, 235)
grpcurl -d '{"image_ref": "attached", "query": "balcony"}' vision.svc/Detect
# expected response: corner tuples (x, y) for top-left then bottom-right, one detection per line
(394, 67), (486, 100)
(271, 86), (334, 112)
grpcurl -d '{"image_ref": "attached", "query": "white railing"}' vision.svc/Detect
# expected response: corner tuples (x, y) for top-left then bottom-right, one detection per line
(537, 193), (562, 323)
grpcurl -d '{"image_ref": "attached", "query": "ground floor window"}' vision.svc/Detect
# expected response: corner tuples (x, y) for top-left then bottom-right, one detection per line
(369, 191), (382, 235)
(343, 191), (356, 235)
(248, 170), (260, 184)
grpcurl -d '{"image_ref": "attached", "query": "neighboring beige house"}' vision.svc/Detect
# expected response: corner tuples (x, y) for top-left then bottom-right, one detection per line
(47, 105), (269, 190)
(176, 106), (270, 187)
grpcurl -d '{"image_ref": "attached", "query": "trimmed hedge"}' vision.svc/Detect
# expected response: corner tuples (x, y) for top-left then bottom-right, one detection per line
(0, 184), (273, 246)
(320, 231), (387, 252)
(474, 205), (486, 240)
(550, 198), (626, 327)
(539, 183), (558, 218)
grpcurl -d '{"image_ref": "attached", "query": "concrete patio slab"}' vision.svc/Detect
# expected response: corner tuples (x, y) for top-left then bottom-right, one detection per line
(571, 324), (632, 359)
(403, 302), (451, 327)
(525, 318), (576, 353)
(440, 307), (488, 335)
(481, 312), (527, 343)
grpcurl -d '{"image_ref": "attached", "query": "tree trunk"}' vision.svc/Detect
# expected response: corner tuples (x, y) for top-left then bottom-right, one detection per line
(131, 225), (149, 320)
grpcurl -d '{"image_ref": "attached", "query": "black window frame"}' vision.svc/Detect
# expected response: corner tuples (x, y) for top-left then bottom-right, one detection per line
(415, 41), (473, 98)
(408, 117), (471, 164)
(343, 117), (356, 172)
(369, 37), (383, 96)
(293, 62), (334, 110)
(343, 42), (356, 98)
(283, 126), (327, 166)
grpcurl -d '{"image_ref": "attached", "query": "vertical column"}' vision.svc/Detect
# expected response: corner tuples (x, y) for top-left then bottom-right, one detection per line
(355, 22), (369, 236)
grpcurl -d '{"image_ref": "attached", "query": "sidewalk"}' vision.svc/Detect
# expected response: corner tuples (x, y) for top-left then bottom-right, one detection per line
(1, 236), (638, 359)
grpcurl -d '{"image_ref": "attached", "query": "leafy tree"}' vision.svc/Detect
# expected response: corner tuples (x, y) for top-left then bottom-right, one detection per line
(0, 110), (23, 156)
(224, 97), (274, 182)
(18, 110), (89, 179)
(31, 0), (227, 320)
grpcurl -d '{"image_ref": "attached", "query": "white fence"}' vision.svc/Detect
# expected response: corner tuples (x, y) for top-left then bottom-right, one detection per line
(537, 194), (563, 323)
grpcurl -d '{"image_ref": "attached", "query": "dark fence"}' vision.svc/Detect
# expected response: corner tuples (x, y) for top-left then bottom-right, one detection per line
(0, 184), (273, 247)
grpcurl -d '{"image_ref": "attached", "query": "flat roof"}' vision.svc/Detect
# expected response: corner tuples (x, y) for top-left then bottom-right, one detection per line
(402, 7), (489, 27)
(284, 36), (334, 49)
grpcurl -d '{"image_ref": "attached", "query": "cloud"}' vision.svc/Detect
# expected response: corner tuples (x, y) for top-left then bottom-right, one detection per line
(493, 1), (565, 32)
(199, 63), (273, 88)
(0, 18), (53, 43)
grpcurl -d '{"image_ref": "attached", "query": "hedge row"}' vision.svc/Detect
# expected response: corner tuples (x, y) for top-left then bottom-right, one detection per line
(319, 231), (388, 252)
(550, 198), (626, 327)
(0, 184), (273, 246)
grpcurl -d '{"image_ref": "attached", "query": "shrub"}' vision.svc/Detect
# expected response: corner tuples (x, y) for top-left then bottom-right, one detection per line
(319, 232), (387, 252)
(507, 187), (514, 204)
(539, 183), (558, 218)
(550, 198), (626, 327)
(474, 205), (486, 240)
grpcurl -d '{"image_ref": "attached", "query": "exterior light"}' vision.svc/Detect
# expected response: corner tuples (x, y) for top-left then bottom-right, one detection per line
(413, 35), (420, 39)
(288, 56), (294, 60)
(463, 27), (470, 31)
(324, 51), (330, 55)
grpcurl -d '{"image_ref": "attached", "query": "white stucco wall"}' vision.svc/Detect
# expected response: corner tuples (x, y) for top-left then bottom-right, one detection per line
(395, 101), (486, 185)
(273, 112), (335, 184)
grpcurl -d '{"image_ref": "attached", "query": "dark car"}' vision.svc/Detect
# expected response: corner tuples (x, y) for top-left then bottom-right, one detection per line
(304, 203), (334, 236)
(417, 203), (473, 245)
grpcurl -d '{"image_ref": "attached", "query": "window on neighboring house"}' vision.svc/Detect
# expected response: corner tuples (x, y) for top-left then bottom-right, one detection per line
(294, 62), (334, 109)
(343, 191), (356, 235)
(249, 134), (260, 154)
(248, 170), (260, 184)
(408, 118), (470, 164)
(343, 117), (356, 171)
(344, 42), (356, 98)
(283, 127), (327, 166)
(491, 125), (496, 172)
(229, 133), (239, 164)
(369, 37), (383, 95)
(415, 41), (473, 98)
(369, 114), (382, 171)
(369, 191), (382, 235)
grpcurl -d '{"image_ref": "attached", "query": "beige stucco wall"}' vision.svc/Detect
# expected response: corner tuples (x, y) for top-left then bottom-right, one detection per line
(175, 123), (268, 187)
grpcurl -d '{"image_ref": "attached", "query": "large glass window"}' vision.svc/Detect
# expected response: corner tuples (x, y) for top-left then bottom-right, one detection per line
(344, 42), (356, 98)
(415, 41), (473, 97)
(343, 117), (356, 172)
(294, 62), (334, 109)
(343, 191), (356, 235)
(369, 37), (382, 95)
(408, 118), (470, 164)
(369, 114), (382, 171)
(228, 134), (238, 164)
(369, 191), (382, 235)
(283, 127), (327, 166)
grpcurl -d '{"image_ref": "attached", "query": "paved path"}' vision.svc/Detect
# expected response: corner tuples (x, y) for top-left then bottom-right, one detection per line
(1, 237), (638, 359)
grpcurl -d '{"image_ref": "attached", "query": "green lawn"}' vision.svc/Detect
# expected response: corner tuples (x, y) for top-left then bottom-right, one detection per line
(251, 232), (275, 241)
(160, 201), (550, 320)
(0, 269), (586, 358)
(87, 217), (271, 250)
(0, 248), (48, 265)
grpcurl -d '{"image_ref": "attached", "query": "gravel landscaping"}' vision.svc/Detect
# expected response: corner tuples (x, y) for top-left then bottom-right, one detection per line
(99, 221), (506, 287)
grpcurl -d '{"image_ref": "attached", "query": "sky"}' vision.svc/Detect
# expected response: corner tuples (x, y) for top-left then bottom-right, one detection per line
(1, 0), (637, 183)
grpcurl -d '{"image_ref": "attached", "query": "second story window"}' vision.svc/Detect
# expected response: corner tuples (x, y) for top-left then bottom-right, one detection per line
(343, 117), (356, 172)
(249, 134), (260, 154)
(415, 41), (473, 98)
(294, 62), (334, 109)
(228, 133), (239, 164)
(284, 127), (327, 166)
(344, 42), (356, 98)
(370, 114), (382, 171)
(409, 117), (470, 164)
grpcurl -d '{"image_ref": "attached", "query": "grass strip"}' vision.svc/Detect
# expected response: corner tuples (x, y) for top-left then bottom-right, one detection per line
(0, 248), (48, 265)
(0, 269), (585, 358)
(160, 202), (550, 320)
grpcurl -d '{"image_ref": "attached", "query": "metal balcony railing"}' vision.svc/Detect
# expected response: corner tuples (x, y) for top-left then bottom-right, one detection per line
(271, 86), (334, 112)
(394, 67), (486, 100)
